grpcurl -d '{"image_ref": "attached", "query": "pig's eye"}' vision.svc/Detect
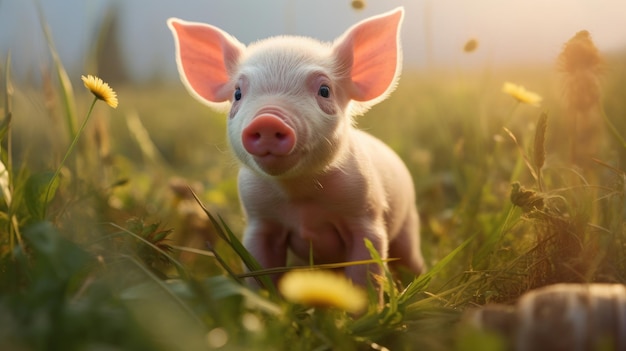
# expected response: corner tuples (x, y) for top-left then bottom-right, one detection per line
(234, 87), (242, 101)
(318, 85), (330, 98)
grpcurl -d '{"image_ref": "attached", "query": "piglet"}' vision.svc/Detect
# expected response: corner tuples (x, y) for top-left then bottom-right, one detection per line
(167, 7), (424, 288)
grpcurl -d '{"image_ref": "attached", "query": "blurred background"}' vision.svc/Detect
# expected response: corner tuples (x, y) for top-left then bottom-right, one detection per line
(1, 0), (625, 83)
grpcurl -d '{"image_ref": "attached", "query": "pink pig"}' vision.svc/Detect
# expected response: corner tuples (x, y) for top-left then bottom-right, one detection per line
(167, 7), (424, 287)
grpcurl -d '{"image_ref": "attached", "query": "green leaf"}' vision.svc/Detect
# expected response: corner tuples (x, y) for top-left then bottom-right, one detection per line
(23, 221), (92, 280)
(24, 171), (58, 219)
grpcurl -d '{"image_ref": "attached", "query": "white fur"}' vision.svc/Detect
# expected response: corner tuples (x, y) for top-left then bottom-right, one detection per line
(168, 7), (423, 288)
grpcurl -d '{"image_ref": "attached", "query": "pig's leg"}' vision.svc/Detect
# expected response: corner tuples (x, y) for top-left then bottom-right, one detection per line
(242, 221), (288, 285)
(344, 221), (389, 288)
(389, 210), (424, 278)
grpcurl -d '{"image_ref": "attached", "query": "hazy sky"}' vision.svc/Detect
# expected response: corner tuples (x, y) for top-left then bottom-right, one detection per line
(1, 0), (625, 81)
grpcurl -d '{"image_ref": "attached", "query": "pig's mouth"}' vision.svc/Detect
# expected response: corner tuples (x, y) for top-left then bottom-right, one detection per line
(251, 152), (301, 177)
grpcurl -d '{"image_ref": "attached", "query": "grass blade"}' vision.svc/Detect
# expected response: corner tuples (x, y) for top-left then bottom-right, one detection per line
(35, 0), (77, 139)
(236, 258), (397, 278)
(533, 113), (547, 170)
(1, 54), (12, 141)
(503, 126), (538, 182)
(601, 107), (626, 149)
(401, 234), (474, 307)
(188, 188), (278, 297)
(533, 112), (548, 190)
(126, 111), (167, 166)
(0, 54), (23, 252)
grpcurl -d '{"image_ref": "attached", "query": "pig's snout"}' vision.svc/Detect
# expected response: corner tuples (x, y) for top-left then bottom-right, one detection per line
(242, 115), (296, 157)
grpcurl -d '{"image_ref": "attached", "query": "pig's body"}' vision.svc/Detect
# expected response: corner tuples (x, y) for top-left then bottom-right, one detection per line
(240, 129), (421, 286)
(168, 7), (424, 287)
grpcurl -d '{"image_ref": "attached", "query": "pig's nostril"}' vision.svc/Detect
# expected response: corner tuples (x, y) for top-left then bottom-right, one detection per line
(249, 132), (285, 141)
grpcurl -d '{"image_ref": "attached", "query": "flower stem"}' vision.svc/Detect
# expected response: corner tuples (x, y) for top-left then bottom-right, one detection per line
(502, 102), (520, 127)
(42, 97), (98, 219)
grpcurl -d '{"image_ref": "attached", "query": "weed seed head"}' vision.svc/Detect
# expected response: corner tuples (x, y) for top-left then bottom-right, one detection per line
(510, 182), (545, 213)
(558, 31), (602, 76)
(81, 74), (118, 108)
(557, 30), (603, 113)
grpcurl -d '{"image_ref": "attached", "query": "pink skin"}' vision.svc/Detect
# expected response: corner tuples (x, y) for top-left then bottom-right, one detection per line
(242, 113), (297, 173)
(168, 7), (424, 289)
(242, 114), (296, 157)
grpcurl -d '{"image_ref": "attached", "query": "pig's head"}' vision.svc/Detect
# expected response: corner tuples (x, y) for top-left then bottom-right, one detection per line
(168, 8), (403, 178)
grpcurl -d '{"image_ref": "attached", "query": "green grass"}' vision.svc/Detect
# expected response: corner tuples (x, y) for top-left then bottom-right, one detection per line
(1, 11), (626, 351)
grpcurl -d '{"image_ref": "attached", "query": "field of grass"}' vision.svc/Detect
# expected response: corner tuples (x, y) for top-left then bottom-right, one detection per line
(1, 10), (626, 351)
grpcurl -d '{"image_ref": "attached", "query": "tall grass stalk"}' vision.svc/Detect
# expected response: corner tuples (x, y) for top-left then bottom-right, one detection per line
(601, 107), (626, 149)
(1, 54), (23, 253)
(35, 0), (78, 139)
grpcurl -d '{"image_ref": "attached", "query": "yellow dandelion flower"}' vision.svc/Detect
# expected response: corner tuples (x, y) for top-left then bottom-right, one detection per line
(279, 270), (367, 314)
(502, 82), (542, 107)
(81, 75), (118, 108)
(463, 38), (478, 53)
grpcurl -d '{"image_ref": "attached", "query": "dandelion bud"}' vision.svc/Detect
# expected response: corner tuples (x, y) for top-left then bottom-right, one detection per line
(463, 38), (478, 53)
(351, 0), (366, 10)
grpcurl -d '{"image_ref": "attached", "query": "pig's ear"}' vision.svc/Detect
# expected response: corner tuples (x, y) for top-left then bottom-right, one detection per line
(168, 18), (244, 108)
(333, 7), (403, 107)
